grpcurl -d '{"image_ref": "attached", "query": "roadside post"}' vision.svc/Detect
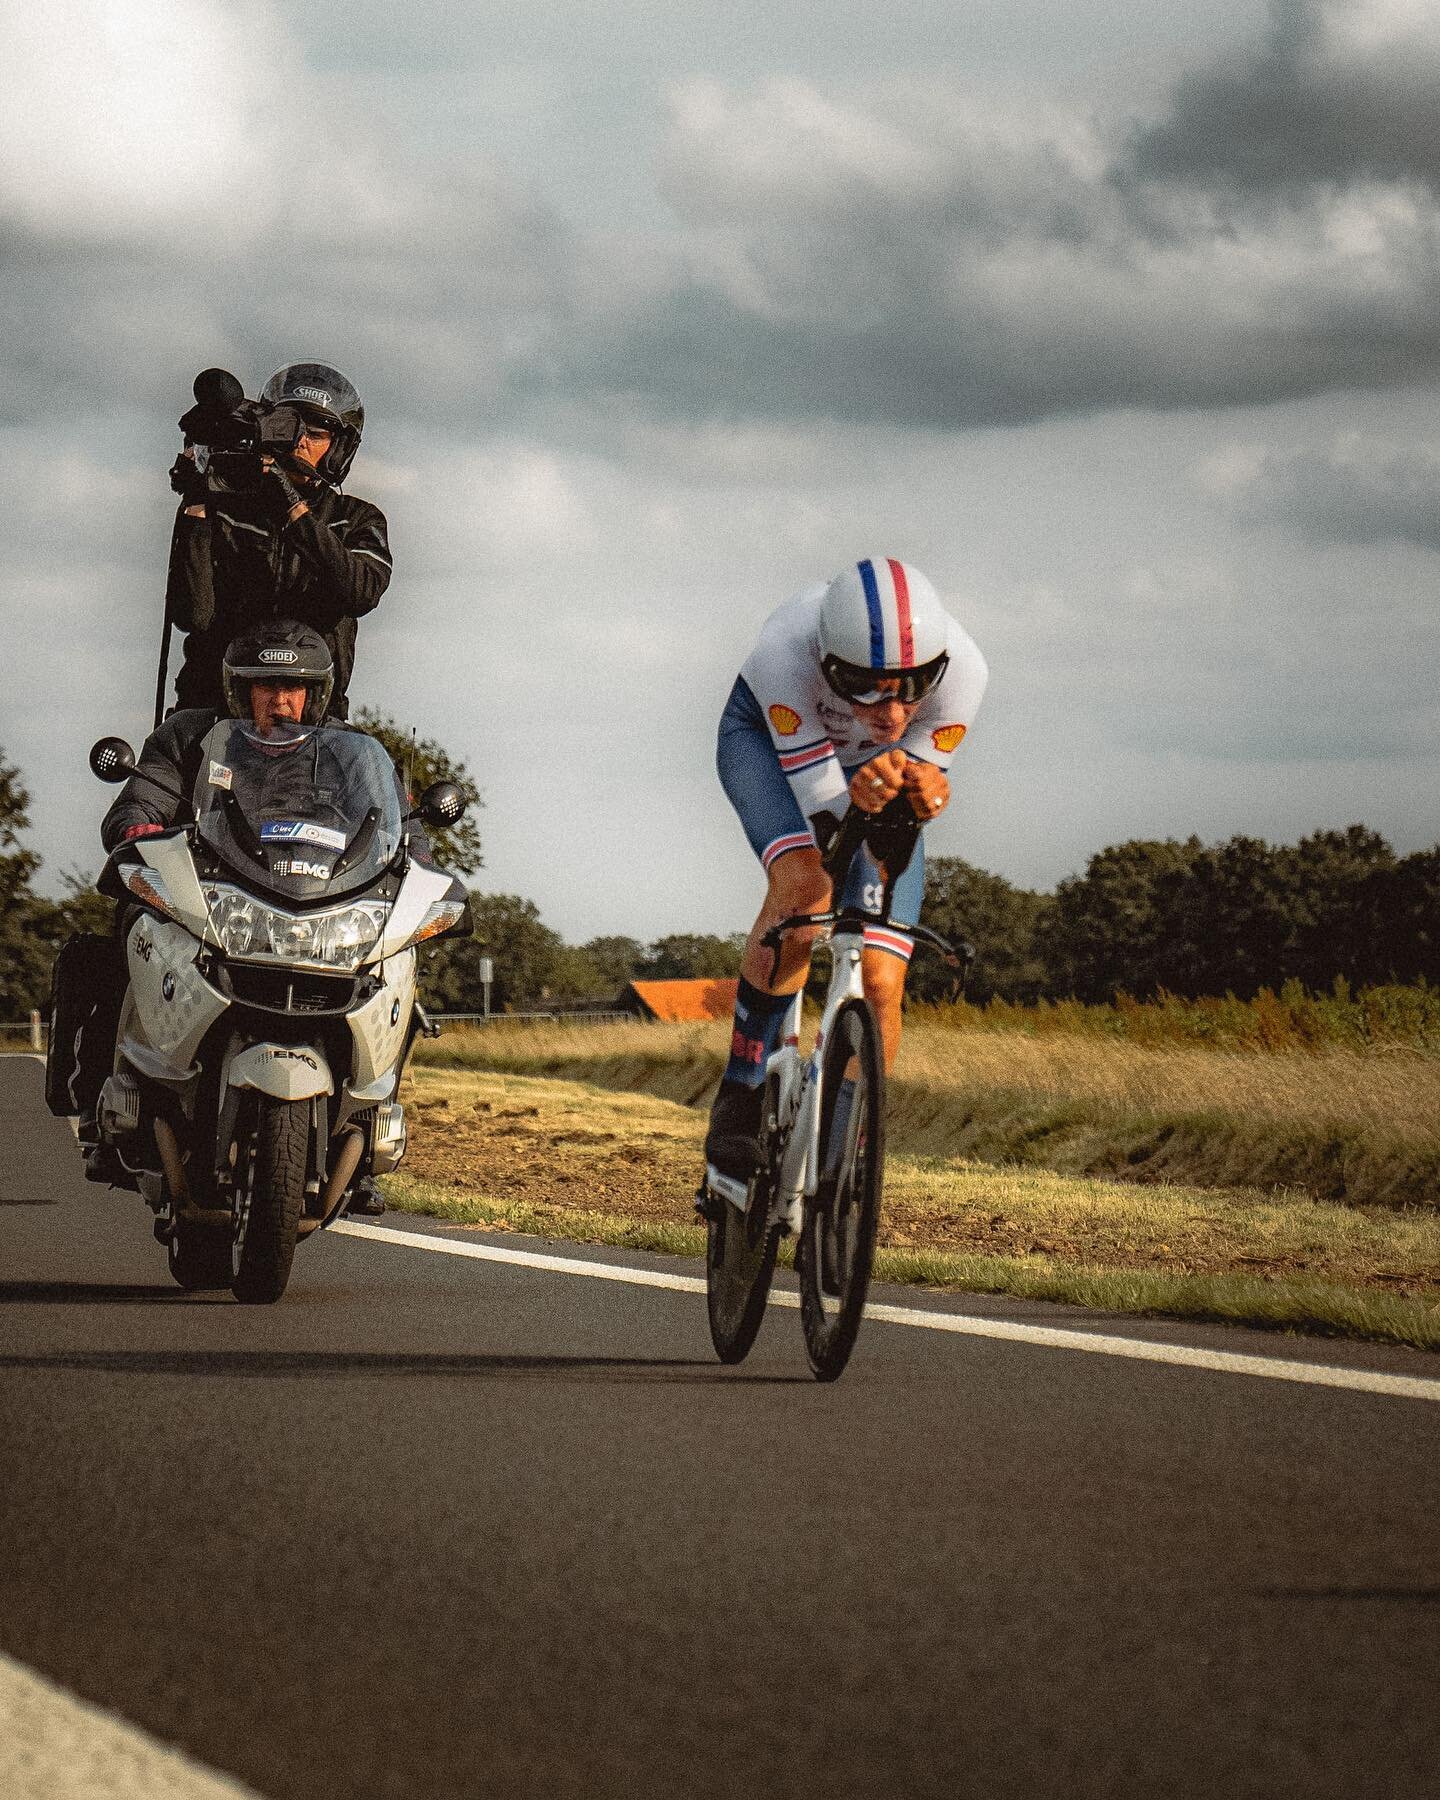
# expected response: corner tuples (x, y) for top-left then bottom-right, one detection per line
(479, 956), (494, 1019)
(29, 1010), (42, 1050)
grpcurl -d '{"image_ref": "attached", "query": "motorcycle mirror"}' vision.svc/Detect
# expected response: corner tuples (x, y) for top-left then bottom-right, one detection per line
(90, 737), (137, 783)
(417, 780), (466, 829)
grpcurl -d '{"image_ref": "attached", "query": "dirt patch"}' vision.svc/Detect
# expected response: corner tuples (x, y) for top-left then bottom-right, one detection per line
(397, 1068), (1440, 1303)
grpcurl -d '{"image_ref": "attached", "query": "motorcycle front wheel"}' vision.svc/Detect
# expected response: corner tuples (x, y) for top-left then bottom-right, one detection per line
(231, 1096), (308, 1305)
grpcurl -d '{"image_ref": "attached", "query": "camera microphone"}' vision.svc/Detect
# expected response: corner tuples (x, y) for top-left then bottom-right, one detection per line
(193, 367), (245, 412)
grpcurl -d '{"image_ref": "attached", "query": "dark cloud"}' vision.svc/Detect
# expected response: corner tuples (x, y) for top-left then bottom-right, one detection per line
(6, 2), (1440, 444)
(1129, 0), (1440, 191)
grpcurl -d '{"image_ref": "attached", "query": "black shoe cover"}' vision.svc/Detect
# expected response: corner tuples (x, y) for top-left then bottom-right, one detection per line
(704, 1080), (765, 1180)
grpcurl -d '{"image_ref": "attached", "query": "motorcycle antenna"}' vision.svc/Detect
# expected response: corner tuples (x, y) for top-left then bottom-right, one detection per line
(405, 725), (417, 805)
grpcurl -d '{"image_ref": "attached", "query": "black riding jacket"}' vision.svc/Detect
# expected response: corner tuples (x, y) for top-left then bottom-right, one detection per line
(167, 482), (392, 718)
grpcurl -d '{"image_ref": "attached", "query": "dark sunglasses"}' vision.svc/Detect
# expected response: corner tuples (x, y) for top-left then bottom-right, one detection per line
(821, 653), (949, 707)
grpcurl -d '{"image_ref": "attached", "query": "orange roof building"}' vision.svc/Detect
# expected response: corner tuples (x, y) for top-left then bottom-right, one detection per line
(620, 979), (739, 1023)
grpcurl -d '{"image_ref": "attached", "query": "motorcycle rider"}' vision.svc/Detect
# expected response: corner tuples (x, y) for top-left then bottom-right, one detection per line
(86, 620), (427, 1213)
(167, 362), (391, 718)
(704, 557), (988, 1185)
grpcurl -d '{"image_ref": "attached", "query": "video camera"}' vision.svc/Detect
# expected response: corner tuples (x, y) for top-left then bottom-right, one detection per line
(174, 368), (313, 497)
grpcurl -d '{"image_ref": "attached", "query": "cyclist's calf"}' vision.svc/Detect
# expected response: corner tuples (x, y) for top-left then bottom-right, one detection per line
(860, 947), (907, 1071)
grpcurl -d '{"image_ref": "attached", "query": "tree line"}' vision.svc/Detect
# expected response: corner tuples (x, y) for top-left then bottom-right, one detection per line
(2, 733), (1434, 1018)
(914, 827), (1440, 1005)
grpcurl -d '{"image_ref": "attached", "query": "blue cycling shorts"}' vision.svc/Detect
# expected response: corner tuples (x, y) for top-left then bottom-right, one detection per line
(716, 677), (923, 962)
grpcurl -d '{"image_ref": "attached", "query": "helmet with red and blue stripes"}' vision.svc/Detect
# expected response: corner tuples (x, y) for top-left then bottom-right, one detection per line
(817, 558), (950, 705)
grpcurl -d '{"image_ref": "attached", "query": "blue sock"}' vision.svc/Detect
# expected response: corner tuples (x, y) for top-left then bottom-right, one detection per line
(723, 977), (791, 1088)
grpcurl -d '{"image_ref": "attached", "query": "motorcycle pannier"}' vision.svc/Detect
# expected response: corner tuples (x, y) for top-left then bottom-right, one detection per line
(45, 933), (122, 1118)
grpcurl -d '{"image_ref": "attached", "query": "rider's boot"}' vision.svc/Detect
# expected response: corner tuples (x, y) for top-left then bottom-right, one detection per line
(346, 1176), (386, 1218)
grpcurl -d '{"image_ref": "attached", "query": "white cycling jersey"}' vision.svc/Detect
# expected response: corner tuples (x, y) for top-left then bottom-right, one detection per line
(739, 583), (989, 819)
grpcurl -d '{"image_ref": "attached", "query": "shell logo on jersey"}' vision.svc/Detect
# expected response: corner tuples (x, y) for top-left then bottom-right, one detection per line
(931, 723), (966, 753)
(769, 704), (802, 737)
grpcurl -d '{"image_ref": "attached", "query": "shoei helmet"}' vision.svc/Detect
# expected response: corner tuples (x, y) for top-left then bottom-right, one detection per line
(259, 361), (364, 484)
(817, 558), (951, 706)
(222, 620), (335, 725)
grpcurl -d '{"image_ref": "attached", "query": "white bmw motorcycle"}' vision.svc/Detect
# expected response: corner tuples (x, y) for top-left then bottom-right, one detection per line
(71, 718), (470, 1302)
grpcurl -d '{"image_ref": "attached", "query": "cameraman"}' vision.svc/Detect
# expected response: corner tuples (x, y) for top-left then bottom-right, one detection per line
(167, 362), (392, 719)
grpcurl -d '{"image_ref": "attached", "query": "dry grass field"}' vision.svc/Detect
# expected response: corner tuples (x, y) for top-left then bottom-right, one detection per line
(415, 1015), (1440, 1207)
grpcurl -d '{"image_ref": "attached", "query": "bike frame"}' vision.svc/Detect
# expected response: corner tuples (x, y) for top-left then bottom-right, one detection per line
(762, 914), (869, 1234)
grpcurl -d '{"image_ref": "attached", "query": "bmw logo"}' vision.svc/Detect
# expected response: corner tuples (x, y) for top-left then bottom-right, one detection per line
(391, 999), (401, 1026)
(162, 973), (176, 1002)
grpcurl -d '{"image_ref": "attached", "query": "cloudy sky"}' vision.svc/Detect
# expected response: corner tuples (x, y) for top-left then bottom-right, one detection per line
(2, 0), (1436, 941)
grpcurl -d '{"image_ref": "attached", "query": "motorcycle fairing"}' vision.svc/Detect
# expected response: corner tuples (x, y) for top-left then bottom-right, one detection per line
(225, 1040), (336, 1101)
(345, 950), (416, 1097)
(377, 862), (463, 960)
(121, 914), (228, 1079)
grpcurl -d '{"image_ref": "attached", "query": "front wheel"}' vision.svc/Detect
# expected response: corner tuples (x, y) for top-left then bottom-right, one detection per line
(799, 997), (885, 1381)
(231, 1096), (309, 1305)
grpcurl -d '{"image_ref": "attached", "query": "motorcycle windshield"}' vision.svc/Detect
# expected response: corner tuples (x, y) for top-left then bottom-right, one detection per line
(193, 720), (404, 903)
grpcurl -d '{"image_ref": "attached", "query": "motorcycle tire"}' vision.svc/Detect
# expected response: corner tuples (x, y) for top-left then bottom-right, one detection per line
(231, 1095), (308, 1305)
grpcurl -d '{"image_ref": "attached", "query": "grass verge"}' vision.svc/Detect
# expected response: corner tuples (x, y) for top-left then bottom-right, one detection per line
(387, 1066), (1440, 1352)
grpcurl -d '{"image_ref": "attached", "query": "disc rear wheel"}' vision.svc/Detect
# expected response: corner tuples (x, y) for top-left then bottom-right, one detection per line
(799, 997), (884, 1381)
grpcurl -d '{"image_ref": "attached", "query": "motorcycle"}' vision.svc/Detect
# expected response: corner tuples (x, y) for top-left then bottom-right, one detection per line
(52, 716), (471, 1302)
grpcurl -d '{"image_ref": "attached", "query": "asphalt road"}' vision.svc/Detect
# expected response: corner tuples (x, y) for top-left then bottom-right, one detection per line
(3, 1052), (1438, 1800)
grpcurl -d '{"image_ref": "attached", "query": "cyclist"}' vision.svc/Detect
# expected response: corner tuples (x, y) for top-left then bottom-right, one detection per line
(704, 557), (988, 1183)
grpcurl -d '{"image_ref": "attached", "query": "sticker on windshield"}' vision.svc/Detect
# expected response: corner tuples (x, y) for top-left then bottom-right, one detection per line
(260, 820), (348, 851)
(208, 761), (234, 790)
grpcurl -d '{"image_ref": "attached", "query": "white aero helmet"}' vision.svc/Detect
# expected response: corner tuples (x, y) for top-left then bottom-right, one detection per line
(817, 558), (950, 705)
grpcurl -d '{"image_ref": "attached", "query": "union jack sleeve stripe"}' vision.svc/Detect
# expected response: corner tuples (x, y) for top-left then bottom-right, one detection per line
(761, 830), (816, 869)
(863, 925), (915, 962)
(778, 740), (835, 774)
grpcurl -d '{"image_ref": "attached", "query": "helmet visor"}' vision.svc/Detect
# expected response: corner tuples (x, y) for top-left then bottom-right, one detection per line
(822, 652), (950, 707)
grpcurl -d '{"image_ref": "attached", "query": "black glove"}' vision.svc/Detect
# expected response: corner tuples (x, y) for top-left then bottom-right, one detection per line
(169, 452), (208, 503)
(263, 458), (307, 521)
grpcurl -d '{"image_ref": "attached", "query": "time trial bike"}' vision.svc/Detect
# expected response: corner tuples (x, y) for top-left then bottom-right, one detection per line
(701, 802), (968, 1381)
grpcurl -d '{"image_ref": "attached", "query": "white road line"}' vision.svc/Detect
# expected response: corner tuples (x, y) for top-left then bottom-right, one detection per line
(332, 1221), (1440, 1405)
(0, 1650), (264, 1799)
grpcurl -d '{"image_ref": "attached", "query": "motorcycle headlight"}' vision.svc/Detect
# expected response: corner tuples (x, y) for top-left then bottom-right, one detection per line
(203, 885), (389, 972)
(402, 897), (470, 950)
